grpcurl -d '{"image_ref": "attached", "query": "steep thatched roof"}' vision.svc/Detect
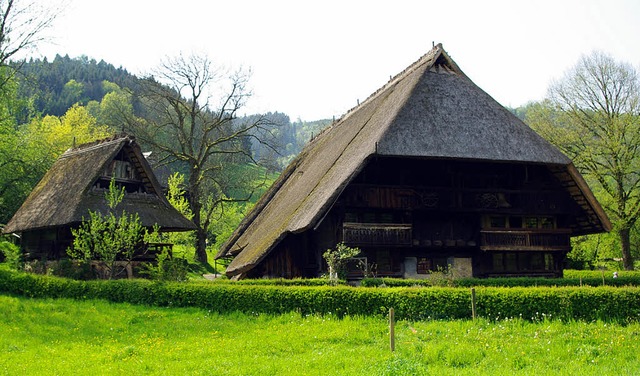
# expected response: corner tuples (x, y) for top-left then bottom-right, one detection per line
(217, 43), (611, 277)
(3, 135), (196, 234)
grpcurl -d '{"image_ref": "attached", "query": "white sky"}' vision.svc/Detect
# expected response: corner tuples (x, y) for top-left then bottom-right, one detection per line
(35, 0), (640, 121)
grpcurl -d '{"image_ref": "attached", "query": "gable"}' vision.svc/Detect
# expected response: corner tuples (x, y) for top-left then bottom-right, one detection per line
(3, 135), (195, 234)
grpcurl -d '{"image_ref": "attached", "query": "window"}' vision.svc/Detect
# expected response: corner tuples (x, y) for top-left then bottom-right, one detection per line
(510, 216), (523, 228)
(416, 257), (448, 274)
(540, 217), (555, 229)
(489, 216), (507, 228)
(492, 253), (504, 272)
(524, 217), (538, 229)
(530, 253), (544, 270)
(492, 252), (557, 273)
(484, 216), (556, 229)
(544, 253), (555, 270)
(505, 253), (517, 272)
(417, 258), (432, 274)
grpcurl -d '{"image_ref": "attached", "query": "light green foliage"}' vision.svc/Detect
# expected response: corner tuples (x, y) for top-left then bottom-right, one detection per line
(427, 264), (455, 287)
(569, 232), (620, 269)
(167, 173), (192, 220)
(0, 240), (21, 270)
(164, 173), (196, 263)
(323, 242), (361, 283)
(1, 295), (640, 375)
(98, 83), (136, 129)
(527, 52), (640, 270)
(68, 179), (151, 279)
(61, 79), (84, 104)
(140, 247), (189, 282)
(0, 68), (43, 223)
(2, 91), (113, 223)
(208, 200), (253, 252)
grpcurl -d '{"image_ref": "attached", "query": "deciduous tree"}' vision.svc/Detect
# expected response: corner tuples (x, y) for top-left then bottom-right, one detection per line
(527, 51), (640, 270)
(126, 53), (275, 264)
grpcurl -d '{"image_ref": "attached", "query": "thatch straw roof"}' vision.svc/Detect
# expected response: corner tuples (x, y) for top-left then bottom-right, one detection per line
(3, 135), (196, 234)
(217, 43), (610, 277)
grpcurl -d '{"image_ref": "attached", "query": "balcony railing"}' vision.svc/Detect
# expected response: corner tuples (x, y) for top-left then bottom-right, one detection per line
(343, 222), (412, 246)
(480, 229), (571, 251)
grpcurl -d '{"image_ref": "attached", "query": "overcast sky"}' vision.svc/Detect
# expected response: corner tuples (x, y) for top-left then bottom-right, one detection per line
(35, 0), (640, 121)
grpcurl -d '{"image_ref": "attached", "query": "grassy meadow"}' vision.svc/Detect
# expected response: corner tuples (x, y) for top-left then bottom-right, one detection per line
(1, 294), (639, 375)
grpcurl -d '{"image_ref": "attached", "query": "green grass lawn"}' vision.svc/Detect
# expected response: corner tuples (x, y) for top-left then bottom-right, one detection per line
(0, 294), (639, 375)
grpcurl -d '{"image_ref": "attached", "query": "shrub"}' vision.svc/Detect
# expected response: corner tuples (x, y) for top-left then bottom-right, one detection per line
(1, 269), (640, 323)
(67, 179), (158, 279)
(323, 243), (360, 284)
(361, 275), (640, 288)
(140, 249), (189, 282)
(0, 241), (21, 270)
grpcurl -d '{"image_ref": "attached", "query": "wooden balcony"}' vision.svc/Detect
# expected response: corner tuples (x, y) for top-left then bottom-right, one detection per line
(343, 222), (412, 246)
(480, 229), (571, 251)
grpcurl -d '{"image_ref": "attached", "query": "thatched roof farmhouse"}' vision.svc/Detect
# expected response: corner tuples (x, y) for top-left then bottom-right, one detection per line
(3, 134), (195, 259)
(216, 43), (610, 280)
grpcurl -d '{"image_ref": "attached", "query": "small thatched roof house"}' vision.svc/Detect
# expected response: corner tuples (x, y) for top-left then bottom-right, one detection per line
(217, 43), (610, 280)
(3, 134), (195, 259)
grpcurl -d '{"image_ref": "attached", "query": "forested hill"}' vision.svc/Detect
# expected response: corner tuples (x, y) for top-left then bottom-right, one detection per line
(16, 55), (137, 117)
(14, 55), (332, 170)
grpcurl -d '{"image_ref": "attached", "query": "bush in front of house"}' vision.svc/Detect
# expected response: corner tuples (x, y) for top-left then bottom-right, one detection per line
(204, 278), (345, 286)
(0, 241), (21, 270)
(360, 275), (640, 288)
(1, 269), (640, 323)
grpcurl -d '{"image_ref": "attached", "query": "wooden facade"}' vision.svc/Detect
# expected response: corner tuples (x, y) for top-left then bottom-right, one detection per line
(245, 158), (587, 279)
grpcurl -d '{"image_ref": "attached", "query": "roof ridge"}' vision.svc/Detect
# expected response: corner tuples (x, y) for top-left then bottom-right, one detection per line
(306, 43), (445, 148)
(61, 133), (133, 158)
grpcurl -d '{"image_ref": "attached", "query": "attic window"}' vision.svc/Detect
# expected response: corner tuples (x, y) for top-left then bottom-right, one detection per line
(96, 149), (151, 194)
(103, 150), (141, 182)
(109, 160), (134, 180)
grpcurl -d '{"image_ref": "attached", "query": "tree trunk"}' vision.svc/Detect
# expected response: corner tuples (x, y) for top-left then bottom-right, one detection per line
(189, 187), (208, 264)
(619, 227), (634, 270)
(195, 227), (208, 264)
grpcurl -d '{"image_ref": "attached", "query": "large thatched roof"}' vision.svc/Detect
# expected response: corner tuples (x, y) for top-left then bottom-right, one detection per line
(3, 135), (195, 234)
(217, 43), (611, 277)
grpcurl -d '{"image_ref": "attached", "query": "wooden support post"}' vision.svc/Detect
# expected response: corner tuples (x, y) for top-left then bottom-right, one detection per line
(389, 308), (395, 352)
(471, 288), (476, 320)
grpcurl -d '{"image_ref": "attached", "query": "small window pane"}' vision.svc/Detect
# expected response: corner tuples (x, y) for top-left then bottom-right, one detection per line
(510, 216), (523, 228)
(505, 253), (517, 272)
(530, 253), (544, 270)
(490, 216), (506, 228)
(493, 253), (504, 271)
(544, 253), (555, 271)
(417, 257), (431, 274)
(344, 212), (358, 222)
(540, 217), (555, 229)
(524, 217), (538, 228)
(362, 213), (376, 223)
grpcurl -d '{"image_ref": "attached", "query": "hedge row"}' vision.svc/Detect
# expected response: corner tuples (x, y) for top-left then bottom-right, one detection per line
(201, 278), (346, 286)
(563, 269), (640, 279)
(2, 270), (640, 322)
(361, 276), (640, 288)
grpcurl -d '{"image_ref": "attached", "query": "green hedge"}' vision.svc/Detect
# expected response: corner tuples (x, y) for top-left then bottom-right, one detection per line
(361, 275), (640, 288)
(563, 269), (640, 279)
(202, 278), (345, 286)
(1, 270), (639, 323)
